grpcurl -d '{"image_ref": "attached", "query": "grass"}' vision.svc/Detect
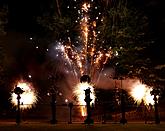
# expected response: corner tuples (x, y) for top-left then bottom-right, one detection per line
(0, 123), (165, 131)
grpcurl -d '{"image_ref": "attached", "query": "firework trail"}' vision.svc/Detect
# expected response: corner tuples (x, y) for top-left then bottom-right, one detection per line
(53, 1), (113, 83)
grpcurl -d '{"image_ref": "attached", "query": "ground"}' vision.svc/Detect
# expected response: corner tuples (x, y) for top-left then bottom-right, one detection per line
(0, 122), (165, 131)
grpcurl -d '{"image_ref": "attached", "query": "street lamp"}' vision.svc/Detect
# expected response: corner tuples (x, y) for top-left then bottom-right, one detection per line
(50, 87), (57, 124)
(84, 88), (93, 124)
(48, 74), (58, 124)
(119, 77), (127, 124)
(80, 75), (91, 83)
(150, 88), (160, 124)
(80, 75), (94, 124)
(13, 86), (24, 125)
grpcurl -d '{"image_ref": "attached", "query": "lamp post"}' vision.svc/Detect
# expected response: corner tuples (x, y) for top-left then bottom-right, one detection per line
(102, 102), (106, 124)
(14, 86), (24, 125)
(150, 88), (160, 124)
(68, 102), (73, 124)
(119, 78), (127, 124)
(80, 75), (94, 124)
(50, 87), (57, 124)
(48, 74), (58, 124)
(84, 88), (93, 124)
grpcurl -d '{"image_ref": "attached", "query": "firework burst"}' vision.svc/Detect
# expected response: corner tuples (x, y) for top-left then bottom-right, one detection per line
(11, 80), (38, 109)
(130, 81), (154, 105)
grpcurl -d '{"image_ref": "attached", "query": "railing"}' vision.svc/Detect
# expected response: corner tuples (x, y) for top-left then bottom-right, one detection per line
(0, 103), (160, 124)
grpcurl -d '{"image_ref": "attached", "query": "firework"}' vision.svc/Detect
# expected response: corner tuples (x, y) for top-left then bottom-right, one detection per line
(53, 2), (113, 80)
(51, 1), (114, 116)
(11, 80), (38, 109)
(130, 81), (154, 105)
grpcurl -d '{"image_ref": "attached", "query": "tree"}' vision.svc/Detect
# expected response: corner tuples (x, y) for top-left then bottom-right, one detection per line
(0, 5), (8, 35)
(97, 1), (157, 84)
(0, 6), (8, 86)
(55, 0), (61, 17)
(0, 5), (11, 111)
(36, 0), (73, 40)
(37, 15), (72, 40)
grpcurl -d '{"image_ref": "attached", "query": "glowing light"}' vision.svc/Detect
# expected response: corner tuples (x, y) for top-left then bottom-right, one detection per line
(74, 82), (95, 116)
(59, 92), (62, 96)
(82, 3), (90, 12)
(115, 51), (118, 56)
(11, 80), (38, 109)
(130, 81), (154, 105)
(28, 75), (32, 78)
(65, 99), (68, 103)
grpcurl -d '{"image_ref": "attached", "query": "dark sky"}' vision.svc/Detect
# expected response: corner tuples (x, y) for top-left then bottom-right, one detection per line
(7, 0), (43, 31)
(2, 0), (164, 36)
(130, 0), (165, 64)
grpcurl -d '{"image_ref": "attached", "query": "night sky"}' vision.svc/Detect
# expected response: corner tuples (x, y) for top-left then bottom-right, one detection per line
(3, 1), (164, 32)
(7, 0), (42, 32)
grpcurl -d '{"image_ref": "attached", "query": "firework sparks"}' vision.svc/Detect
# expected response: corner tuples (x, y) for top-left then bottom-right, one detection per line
(51, 1), (114, 116)
(11, 80), (38, 109)
(73, 82), (95, 116)
(130, 81), (154, 105)
(82, 3), (90, 12)
(53, 2), (113, 79)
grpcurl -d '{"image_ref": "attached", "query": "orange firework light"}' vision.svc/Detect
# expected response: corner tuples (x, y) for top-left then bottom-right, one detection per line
(55, 2), (113, 77)
(73, 82), (95, 116)
(130, 81), (154, 105)
(11, 80), (38, 109)
(54, 2), (113, 116)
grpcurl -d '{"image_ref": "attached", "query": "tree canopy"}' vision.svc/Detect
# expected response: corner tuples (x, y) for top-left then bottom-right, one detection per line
(36, 0), (165, 88)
